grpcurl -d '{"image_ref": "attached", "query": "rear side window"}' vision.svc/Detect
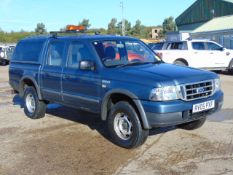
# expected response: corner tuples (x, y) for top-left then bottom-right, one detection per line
(166, 42), (187, 50)
(192, 42), (205, 50)
(12, 40), (44, 62)
(46, 41), (65, 66)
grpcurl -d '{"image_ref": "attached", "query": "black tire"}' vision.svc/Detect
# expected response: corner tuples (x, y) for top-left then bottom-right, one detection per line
(228, 59), (233, 74)
(0, 59), (8, 66)
(178, 117), (206, 130)
(23, 86), (46, 119)
(107, 101), (149, 149)
(174, 60), (187, 66)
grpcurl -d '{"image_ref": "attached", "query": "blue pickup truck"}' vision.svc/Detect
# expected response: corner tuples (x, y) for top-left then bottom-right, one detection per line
(9, 31), (223, 148)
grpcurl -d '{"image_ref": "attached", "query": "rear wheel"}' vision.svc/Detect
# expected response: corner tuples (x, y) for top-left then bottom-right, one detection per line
(23, 86), (46, 119)
(107, 101), (149, 149)
(178, 117), (206, 130)
(174, 60), (187, 66)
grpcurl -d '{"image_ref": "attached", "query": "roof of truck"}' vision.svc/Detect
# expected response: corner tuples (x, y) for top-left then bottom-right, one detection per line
(21, 34), (137, 42)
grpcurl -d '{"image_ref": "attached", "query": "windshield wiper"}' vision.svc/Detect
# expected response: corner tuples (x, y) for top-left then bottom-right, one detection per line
(116, 61), (161, 68)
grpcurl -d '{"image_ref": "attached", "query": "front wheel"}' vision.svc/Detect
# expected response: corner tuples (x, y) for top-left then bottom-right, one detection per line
(228, 59), (233, 74)
(178, 117), (206, 130)
(107, 101), (149, 149)
(24, 86), (46, 119)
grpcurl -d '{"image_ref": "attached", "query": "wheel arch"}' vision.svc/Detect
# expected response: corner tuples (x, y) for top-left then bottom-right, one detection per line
(174, 58), (189, 66)
(19, 76), (42, 100)
(101, 89), (151, 129)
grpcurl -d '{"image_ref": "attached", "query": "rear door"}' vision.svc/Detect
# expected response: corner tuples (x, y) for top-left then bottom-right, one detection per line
(62, 41), (101, 113)
(161, 42), (189, 64)
(40, 39), (66, 103)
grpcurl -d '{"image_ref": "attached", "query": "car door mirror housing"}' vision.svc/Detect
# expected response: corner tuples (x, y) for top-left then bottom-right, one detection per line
(79, 60), (95, 71)
(219, 47), (225, 51)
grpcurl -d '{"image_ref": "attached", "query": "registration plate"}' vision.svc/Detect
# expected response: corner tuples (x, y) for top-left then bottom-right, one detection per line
(192, 100), (215, 113)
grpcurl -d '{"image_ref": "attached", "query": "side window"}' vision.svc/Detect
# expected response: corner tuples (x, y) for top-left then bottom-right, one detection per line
(154, 43), (164, 50)
(47, 41), (65, 66)
(206, 42), (222, 51)
(192, 42), (205, 50)
(67, 42), (92, 69)
(12, 40), (44, 62)
(167, 42), (187, 50)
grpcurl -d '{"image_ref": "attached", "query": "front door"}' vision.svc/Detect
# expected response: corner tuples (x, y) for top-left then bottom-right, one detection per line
(62, 41), (101, 113)
(206, 41), (229, 68)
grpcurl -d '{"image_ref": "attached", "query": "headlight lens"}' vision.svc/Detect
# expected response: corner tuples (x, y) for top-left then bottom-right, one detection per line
(150, 86), (180, 101)
(214, 78), (221, 92)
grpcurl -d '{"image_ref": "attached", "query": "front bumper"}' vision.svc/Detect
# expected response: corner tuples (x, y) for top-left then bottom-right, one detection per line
(140, 90), (223, 128)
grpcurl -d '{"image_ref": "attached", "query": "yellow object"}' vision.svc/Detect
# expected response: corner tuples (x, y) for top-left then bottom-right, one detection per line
(66, 25), (86, 31)
(140, 39), (160, 43)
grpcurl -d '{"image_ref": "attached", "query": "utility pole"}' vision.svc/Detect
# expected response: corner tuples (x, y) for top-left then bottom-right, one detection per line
(120, 1), (125, 36)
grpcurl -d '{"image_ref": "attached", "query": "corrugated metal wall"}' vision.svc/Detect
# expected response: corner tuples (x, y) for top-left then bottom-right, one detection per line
(176, 0), (233, 27)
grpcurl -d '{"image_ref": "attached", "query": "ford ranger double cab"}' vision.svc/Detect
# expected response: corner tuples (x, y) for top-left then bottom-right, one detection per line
(155, 39), (233, 73)
(9, 28), (223, 148)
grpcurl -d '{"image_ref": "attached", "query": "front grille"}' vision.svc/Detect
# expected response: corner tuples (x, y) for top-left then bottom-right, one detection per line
(182, 80), (214, 101)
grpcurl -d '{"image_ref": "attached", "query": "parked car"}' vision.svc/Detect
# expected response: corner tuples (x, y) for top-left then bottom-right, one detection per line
(156, 39), (233, 73)
(0, 45), (15, 65)
(9, 28), (223, 148)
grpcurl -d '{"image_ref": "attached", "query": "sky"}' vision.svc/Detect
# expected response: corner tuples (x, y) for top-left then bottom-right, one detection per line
(0, 0), (196, 32)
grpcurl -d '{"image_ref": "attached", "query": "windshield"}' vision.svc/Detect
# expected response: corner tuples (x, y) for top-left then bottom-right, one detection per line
(93, 40), (161, 67)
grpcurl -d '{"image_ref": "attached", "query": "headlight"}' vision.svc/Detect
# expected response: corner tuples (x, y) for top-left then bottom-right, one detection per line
(214, 78), (221, 93)
(150, 86), (181, 101)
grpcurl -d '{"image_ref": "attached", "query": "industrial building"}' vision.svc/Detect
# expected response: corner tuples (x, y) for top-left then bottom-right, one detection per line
(175, 0), (233, 49)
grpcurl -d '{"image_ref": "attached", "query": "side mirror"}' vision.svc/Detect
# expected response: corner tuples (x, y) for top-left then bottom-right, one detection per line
(220, 47), (225, 51)
(79, 60), (95, 71)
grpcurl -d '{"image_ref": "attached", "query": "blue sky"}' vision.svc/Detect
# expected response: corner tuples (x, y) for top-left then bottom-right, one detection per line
(0, 0), (195, 32)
